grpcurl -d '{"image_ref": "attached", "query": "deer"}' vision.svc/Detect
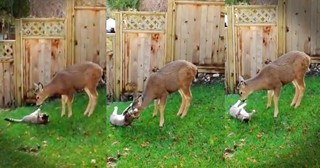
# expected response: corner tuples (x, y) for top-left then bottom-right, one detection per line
(237, 50), (311, 119)
(34, 61), (104, 118)
(121, 60), (198, 127)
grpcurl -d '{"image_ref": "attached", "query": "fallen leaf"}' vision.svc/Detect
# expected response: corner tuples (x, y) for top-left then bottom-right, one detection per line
(256, 132), (264, 139)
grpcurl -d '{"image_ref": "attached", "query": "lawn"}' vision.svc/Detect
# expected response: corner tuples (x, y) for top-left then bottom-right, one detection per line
(0, 88), (107, 168)
(223, 75), (320, 167)
(2, 75), (320, 167)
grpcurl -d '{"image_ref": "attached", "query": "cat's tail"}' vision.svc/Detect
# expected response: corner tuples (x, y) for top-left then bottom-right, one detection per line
(4, 118), (22, 123)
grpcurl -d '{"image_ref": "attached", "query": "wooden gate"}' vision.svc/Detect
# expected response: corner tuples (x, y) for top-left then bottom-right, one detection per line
(226, 3), (285, 93)
(172, 0), (226, 73)
(113, 12), (167, 98)
(15, 18), (67, 103)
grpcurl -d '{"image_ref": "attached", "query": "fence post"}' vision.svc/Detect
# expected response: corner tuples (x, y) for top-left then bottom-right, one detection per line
(14, 19), (22, 106)
(66, 0), (75, 67)
(278, 0), (286, 57)
(226, 6), (236, 94)
(114, 12), (121, 100)
(166, 0), (175, 63)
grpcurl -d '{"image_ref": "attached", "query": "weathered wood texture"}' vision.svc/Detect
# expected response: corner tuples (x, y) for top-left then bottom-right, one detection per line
(286, 0), (320, 62)
(10, 1), (106, 107)
(74, 7), (106, 69)
(23, 39), (65, 100)
(106, 34), (115, 99)
(108, 12), (167, 99)
(174, 1), (226, 73)
(0, 41), (15, 107)
(15, 18), (67, 102)
(226, 4), (285, 93)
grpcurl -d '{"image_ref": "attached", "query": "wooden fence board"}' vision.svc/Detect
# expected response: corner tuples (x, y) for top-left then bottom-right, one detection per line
(0, 64), (4, 106)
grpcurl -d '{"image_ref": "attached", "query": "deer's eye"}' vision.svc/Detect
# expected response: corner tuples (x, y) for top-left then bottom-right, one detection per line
(239, 92), (243, 95)
(36, 96), (39, 100)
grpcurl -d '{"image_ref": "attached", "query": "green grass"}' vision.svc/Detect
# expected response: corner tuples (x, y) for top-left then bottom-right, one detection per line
(2, 76), (320, 167)
(106, 82), (226, 167)
(224, 76), (320, 167)
(0, 88), (106, 168)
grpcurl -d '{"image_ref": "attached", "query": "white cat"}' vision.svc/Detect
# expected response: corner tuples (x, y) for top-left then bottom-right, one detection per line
(229, 100), (255, 122)
(109, 106), (126, 126)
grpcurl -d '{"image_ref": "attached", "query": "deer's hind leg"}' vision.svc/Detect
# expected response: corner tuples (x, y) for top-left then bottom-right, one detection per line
(84, 87), (93, 116)
(180, 87), (192, 118)
(87, 87), (98, 117)
(290, 80), (300, 107)
(293, 77), (306, 109)
(177, 89), (186, 117)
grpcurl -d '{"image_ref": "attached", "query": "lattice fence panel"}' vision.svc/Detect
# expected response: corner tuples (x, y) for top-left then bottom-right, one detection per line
(0, 41), (14, 61)
(122, 13), (166, 31)
(21, 19), (65, 37)
(234, 6), (277, 25)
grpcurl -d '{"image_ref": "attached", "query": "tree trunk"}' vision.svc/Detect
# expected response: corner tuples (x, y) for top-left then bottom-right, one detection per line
(249, 0), (278, 5)
(139, 0), (168, 12)
(30, 0), (66, 17)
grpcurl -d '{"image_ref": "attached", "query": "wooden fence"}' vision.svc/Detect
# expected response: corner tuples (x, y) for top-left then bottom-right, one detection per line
(74, 5), (106, 67)
(173, 0), (226, 73)
(286, 0), (320, 62)
(108, 0), (227, 100)
(225, 3), (286, 93)
(111, 12), (167, 99)
(15, 18), (67, 103)
(0, 1), (107, 108)
(0, 40), (15, 107)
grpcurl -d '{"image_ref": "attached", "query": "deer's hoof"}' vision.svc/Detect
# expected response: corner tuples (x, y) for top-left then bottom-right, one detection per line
(68, 114), (72, 118)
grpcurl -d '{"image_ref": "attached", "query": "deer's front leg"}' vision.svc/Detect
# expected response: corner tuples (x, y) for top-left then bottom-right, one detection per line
(159, 94), (168, 128)
(61, 95), (68, 117)
(67, 95), (74, 118)
(267, 90), (273, 108)
(152, 99), (160, 118)
(273, 87), (281, 118)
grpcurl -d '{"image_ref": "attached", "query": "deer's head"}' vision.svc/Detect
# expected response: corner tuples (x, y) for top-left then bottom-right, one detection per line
(33, 82), (48, 106)
(122, 95), (143, 125)
(237, 76), (251, 102)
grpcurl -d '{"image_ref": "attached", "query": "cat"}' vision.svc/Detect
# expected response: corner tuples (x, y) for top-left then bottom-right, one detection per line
(110, 104), (137, 126)
(4, 108), (49, 124)
(229, 100), (255, 122)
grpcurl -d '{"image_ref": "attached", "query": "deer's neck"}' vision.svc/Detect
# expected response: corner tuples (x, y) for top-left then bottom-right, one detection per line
(140, 92), (155, 109)
(42, 82), (59, 97)
(245, 75), (268, 92)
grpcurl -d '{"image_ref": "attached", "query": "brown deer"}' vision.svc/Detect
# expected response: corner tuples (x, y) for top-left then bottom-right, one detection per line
(34, 61), (103, 117)
(123, 60), (198, 127)
(237, 50), (311, 119)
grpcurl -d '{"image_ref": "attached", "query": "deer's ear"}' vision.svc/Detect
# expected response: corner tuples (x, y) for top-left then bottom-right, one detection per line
(38, 82), (44, 91)
(238, 76), (247, 85)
